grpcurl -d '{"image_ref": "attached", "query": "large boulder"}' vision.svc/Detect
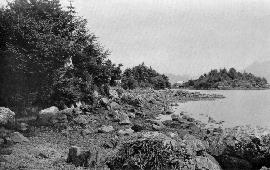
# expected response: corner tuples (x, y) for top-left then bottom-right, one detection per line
(37, 106), (59, 126)
(0, 107), (15, 127)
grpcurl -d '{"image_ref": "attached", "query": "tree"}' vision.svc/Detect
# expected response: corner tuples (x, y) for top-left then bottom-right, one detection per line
(122, 63), (170, 90)
(0, 0), (121, 111)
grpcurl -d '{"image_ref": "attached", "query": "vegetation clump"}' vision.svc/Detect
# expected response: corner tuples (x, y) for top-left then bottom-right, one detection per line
(122, 63), (171, 90)
(108, 139), (188, 170)
(183, 68), (268, 89)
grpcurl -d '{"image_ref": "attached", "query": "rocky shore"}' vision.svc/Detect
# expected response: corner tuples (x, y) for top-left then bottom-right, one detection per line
(1, 88), (270, 170)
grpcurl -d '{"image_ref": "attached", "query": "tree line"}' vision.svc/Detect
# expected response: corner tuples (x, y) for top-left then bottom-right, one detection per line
(0, 0), (169, 114)
(183, 68), (268, 89)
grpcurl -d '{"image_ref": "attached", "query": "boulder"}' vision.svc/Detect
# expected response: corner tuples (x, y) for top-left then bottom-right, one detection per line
(98, 125), (114, 133)
(195, 154), (222, 170)
(37, 106), (59, 126)
(10, 132), (29, 143)
(0, 107), (15, 127)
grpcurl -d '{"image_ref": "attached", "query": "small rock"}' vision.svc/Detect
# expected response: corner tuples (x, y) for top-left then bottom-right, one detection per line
(109, 89), (119, 99)
(110, 102), (121, 110)
(74, 115), (90, 125)
(168, 132), (178, 138)
(127, 112), (135, 118)
(93, 90), (99, 98)
(38, 153), (49, 159)
(10, 132), (29, 143)
(16, 122), (28, 132)
(100, 98), (109, 105)
(98, 125), (114, 133)
(119, 112), (131, 125)
(81, 128), (92, 136)
(118, 128), (134, 135)
(171, 113), (181, 121)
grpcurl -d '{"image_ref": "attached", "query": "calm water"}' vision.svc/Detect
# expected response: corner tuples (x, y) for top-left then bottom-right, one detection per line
(175, 90), (270, 128)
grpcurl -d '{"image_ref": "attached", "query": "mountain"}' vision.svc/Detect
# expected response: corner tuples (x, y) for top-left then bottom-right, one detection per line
(165, 73), (191, 84)
(245, 61), (270, 82)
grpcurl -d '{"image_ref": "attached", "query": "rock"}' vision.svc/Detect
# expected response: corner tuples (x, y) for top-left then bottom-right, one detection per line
(37, 106), (59, 126)
(216, 155), (253, 170)
(93, 90), (99, 98)
(118, 111), (131, 125)
(81, 128), (92, 136)
(100, 98), (109, 105)
(16, 122), (28, 132)
(183, 134), (207, 152)
(58, 108), (74, 117)
(118, 128), (134, 136)
(10, 132), (29, 143)
(98, 125), (114, 133)
(110, 102), (121, 110)
(195, 154), (222, 170)
(171, 113), (181, 121)
(127, 112), (135, 118)
(168, 132), (178, 138)
(74, 115), (90, 125)
(109, 89), (119, 99)
(66, 146), (92, 167)
(0, 107), (15, 127)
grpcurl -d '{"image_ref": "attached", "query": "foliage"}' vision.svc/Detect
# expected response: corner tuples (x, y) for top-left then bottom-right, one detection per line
(107, 139), (186, 170)
(122, 63), (171, 90)
(184, 68), (268, 89)
(0, 0), (121, 111)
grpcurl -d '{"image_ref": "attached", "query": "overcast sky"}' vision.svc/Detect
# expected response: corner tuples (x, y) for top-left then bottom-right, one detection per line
(2, 0), (270, 76)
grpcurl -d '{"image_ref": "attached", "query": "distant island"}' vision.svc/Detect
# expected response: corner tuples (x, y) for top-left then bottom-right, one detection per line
(180, 68), (269, 90)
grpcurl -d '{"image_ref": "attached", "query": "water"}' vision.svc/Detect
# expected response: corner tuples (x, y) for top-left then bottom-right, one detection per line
(174, 90), (270, 128)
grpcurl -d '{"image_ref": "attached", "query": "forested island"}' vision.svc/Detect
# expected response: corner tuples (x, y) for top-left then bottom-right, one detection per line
(182, 68), (269, 90)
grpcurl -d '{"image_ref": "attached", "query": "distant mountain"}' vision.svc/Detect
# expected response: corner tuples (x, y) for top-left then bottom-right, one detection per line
(165, 73), (191, 84)
(245, 61), (270, 82)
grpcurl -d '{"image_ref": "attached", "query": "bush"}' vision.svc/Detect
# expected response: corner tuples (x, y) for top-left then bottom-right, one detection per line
(108, 139), (186, 170)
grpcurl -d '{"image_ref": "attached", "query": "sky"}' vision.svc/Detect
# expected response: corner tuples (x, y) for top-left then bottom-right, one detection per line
(2, 0), (270, 77)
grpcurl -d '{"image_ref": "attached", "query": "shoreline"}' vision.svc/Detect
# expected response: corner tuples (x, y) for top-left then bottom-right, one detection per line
(1, 88), (270, 170)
